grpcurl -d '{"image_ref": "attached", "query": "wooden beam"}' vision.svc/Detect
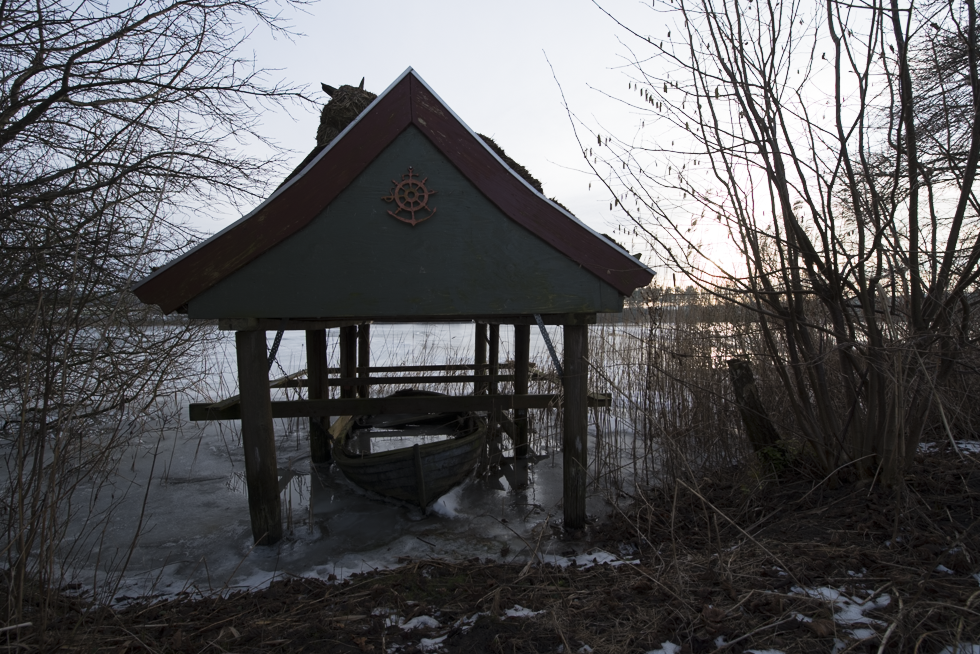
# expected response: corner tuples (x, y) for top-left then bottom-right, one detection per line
(235, 330), (282, 546)
(271, 364), (520, 387)
(211, 368), (308, 410)
(474, 322), (488, 396)
(191, 394), (575, 421)
(218, 318), (368, 331)
(253, 374), (517, 387)
(216, 315), (598, 330)
(326, 374), (515, 386)
(306, 329), (330, 464)
(189, 391), (609, 421)
(513, 324), (530, 458)
(357, 324), (371, 399)
(271, 369), (308, 387)
(562, 324), (589, 531)
(339, 326), (357, 399)
(480, 314), (597, 326)
(362, 363), (516, 373)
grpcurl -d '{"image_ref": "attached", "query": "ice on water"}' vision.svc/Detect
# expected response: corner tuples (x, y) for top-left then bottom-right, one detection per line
(66, 323), (635, 601)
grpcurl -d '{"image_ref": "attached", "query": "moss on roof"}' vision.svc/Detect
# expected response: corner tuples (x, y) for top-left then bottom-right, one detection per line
(280, 83), (558, 208)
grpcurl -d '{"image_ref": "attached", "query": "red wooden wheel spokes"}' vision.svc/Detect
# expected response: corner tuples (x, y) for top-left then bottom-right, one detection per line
(382, 167), (437, 226)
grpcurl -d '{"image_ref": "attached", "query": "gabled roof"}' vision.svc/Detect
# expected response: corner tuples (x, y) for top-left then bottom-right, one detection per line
(133, 68), (654, 315)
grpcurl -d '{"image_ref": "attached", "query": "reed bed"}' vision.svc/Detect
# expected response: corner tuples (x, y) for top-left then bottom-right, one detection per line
(589, 290), (773, 488)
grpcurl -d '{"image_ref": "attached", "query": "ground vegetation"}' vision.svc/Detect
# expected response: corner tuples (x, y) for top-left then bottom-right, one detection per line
(4, 445), (977, 653)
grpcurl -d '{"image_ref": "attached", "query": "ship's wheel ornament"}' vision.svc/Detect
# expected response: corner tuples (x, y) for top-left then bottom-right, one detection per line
(382, 167), (437, 226)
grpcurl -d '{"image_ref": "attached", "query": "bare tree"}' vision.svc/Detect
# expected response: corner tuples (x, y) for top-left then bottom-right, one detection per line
(0, 0), (306, 618)
(586, 0), (980, 483)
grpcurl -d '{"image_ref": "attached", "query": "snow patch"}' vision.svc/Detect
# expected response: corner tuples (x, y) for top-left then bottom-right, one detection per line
(792, 586), (889, 626)
(939, 645), (980, 654)
(453, 612), (484, 630)
(504, 604), (545, 618)
(542, 548), (639, 569)
(429, 482), (467, 518)
(401, 615), (441, 630)
(646, 642), (682, 654)
(792, 585), (890, 642)
(918, 440), (980, 454)
(419, 635), (446, 651)
(850, 627), (877, 640)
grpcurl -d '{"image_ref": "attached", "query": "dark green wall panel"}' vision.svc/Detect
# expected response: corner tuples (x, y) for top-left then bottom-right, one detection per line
(188, 126), (623, 319)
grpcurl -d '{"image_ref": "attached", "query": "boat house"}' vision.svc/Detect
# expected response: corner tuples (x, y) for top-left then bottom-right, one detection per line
(133, 68), (654, 545)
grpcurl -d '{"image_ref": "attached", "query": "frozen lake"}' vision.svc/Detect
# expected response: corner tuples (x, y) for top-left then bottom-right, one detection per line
(66, 323), (642, 602)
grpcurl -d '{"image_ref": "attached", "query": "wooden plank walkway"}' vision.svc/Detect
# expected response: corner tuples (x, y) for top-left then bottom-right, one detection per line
(189, 393), (611, 421)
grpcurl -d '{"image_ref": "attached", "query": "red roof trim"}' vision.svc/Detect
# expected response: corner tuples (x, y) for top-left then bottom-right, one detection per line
(134, 70), (652, 314)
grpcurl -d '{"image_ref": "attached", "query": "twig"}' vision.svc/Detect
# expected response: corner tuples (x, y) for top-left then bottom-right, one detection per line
(0, 624), (31, 634)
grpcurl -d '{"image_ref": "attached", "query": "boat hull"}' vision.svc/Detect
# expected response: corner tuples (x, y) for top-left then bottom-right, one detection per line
(332, 415), (486, 507)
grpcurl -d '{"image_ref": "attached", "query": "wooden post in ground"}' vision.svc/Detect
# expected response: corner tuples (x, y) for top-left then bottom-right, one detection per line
(727, 358), (782, 453)
(357, 324), (371, 399)
(488, 324), (500, 395)
(562, 324), (588, 530)
(474, 322), (488, 395)
(235, 330), (282, 545)
(306, 329), (331, 463)
(340, 326), (357, 399)
(513, 324), (530, 458)
(488, 323), (500, 439)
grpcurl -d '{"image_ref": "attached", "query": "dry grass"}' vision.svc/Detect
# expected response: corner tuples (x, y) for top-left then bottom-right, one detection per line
(5, 445), (977, 653)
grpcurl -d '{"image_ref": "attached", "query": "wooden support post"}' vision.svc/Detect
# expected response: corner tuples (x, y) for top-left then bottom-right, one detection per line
(727, 358), (782, 453)
(306, 329), (331, 463)
(340, 326), (357, 399)
(488, 324), (500, 395)
(488, 323), (500, 440)
(357, 324), (371, 399)
(235, 330), (282, 546)
(513, 324), (530, 459)
(562, 324), (588, 531)
(474, 322), (488, 396)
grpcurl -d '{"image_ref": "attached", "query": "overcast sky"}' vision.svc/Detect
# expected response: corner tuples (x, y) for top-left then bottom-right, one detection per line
(225, 0), (664, 267)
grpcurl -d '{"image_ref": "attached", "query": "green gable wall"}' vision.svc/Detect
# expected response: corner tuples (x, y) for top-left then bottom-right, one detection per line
(187, 126), (624, 320)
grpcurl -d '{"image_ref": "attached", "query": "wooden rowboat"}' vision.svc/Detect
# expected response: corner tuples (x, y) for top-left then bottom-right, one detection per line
(329, 392), (486, 507)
